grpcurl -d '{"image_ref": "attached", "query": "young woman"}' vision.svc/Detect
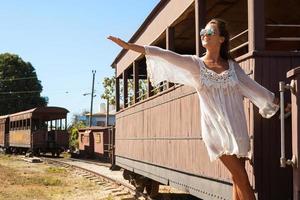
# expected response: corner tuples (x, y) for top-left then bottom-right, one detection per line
(108, 18), (279, 200)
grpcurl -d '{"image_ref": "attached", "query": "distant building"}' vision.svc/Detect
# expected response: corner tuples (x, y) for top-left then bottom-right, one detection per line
(85, 103), (116, 126)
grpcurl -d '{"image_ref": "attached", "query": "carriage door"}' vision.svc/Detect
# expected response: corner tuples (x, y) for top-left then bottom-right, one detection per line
(281, 66), (300, 200)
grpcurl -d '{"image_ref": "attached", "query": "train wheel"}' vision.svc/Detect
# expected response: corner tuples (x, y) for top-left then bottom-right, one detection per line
(134, 179), (145, 193)
(33, 149), (40, 156)
(55, 151), (60, 157)
(123, 169), (131, 180)
(145, 180), (159, 197)
(4, 148), (11, 154)
(131, 176), (146, 193)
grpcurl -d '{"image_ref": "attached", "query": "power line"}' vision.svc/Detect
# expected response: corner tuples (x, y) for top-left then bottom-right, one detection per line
(0, 76), (38, 82)
(0, 96), (35, 101)
(0, 90), (41, 95)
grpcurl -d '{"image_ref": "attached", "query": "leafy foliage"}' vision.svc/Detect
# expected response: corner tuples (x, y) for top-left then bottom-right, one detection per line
(68, 116), (86, 151)
(101, 76), (115, 105)
(0, 53), (48, 115)
(101, 76), (149, 107)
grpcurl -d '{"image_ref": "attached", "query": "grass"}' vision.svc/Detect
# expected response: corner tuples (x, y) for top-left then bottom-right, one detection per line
(46, 166), (67, 174)
(0, 154), (111, 200)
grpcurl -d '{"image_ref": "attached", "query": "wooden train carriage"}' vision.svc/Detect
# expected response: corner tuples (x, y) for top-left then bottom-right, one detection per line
(111, 0), (300, 199)
(78, 128), (94, 157)
(8, 107), (69, 155)
(78, 126), (114, 161)
(0, 115), (9, 150)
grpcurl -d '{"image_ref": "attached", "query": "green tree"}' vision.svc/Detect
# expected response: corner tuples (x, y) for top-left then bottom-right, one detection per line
(0, 53), (48, 115)
(68, 113), (87, 151)
(101, 76), (116, 105)
(101, 76), (149, 107)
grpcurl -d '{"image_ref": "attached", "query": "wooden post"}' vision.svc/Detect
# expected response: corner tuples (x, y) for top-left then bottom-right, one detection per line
(133, 61), (139, 103)
(115, 76), (120, 111)
(166, 26), (175, 51)
(106, 98), (109, 126)
(147, 76), (153, 98)
(248, 0), (265, 52)
(65, 118), (67, 131)
(195, 0), (206, 57)
(123, 70), (128, 108)
(166, 26), (175, 89)
(287, 67), (300, 200)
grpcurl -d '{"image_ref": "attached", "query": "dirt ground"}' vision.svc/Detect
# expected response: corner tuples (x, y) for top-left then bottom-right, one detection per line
(0, 154), (117, 200)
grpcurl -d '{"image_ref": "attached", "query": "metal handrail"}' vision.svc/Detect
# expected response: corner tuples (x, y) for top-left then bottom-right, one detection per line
(229, 29), (249, 53)
(266, 24), (300, 28)
(229, 29), (248, 41)
(279, 81), (297, 168)
(230, 42), (249, 53)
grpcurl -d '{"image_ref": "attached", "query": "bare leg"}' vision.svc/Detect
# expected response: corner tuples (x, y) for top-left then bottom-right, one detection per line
(220, 155), (255, 200)
(233, 180), (240, 200)
(233, 157), (245, 200)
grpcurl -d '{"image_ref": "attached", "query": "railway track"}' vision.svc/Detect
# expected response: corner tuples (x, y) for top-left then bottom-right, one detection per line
(40, 157), (200, 200)
(42, 157), (151, 200)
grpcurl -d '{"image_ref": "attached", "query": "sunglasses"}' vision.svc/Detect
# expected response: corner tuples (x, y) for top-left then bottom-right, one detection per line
(200, 28), (216, 36)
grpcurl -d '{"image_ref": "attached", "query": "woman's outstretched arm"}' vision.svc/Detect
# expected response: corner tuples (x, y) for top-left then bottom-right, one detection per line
(107, 35), (199, 75)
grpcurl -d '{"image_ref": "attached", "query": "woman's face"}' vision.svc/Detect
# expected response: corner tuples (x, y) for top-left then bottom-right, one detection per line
(200, 23), (224, 50)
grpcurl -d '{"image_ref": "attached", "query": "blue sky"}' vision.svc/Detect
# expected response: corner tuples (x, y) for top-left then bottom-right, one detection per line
(0, 0), (160, 123)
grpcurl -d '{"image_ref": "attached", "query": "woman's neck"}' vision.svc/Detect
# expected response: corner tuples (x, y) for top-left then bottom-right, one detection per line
(203, 49), (221, 63)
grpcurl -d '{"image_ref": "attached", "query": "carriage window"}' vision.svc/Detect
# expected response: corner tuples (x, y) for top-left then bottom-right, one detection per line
(80, 134), (84, 142)
(23, 119), (26, 130)
(27, 119), (30, 130)
(57, 119), (61, 130)
(95, 133), (101, 143)
(61, 118), (66, 130)
(40, 121), (46, 130)
(19, 120), (22, 130)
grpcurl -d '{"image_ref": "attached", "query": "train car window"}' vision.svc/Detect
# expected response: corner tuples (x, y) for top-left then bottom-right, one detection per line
(61, 118), (66, 130)
(80, 134), (84, 143)
(27, 119), (30, 130)
(23, 119), (26, 130)
(95, 133), (101, 143)
(40, 121), (46, 130)
(57, 119), (60, 130)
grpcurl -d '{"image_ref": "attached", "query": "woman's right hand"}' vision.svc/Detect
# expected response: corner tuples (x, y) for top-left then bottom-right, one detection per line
(107, 35), (146, 54)
(107, 36), (129, 49)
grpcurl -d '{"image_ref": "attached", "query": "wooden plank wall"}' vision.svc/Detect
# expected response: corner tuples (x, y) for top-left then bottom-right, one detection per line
(238, 54), (300, 200)
(116, 85), (233, 183)
(9, 130), (31, 147)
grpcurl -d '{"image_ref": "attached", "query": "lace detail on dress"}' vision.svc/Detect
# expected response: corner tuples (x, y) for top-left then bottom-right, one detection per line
(199, 59), (238, 88)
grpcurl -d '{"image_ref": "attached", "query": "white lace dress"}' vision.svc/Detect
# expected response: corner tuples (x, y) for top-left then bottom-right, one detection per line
(144, 45), (279, 162)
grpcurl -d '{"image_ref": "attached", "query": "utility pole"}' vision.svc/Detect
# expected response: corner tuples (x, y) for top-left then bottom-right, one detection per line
(106, 98), (109, 126)
(89, 70), (96, 127)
